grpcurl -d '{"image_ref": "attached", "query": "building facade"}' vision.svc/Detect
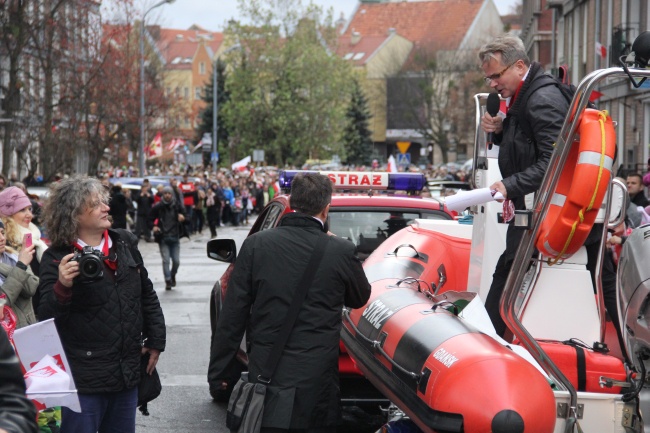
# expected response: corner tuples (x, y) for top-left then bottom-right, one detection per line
(520, 0), (650, 175)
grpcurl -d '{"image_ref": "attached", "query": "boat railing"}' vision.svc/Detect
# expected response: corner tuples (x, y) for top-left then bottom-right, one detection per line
(500, 67), (650, 428)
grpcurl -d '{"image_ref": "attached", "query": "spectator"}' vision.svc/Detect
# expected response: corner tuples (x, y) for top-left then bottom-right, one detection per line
(150, 187), (186, 291)
(37, 176), (165, 433)
(178, 174), (196, 234)
(627, 173), (649, 207)
(479, 35), (568, 337)
(0, 175), (7, 192)
(153, 184), (164, 204)
(12, 182), (42, 229)
(205, 184), (219, 238)
(0, 328), (38, 433)
(193, 182), (206, 235)
(221, 180), (234, 226)
(0, 219), (38, 328)
(135, 184), (154, 242)
(108, 184), (128, 230)
(209, 172), (371, 433)
(0, 186), (48, 309)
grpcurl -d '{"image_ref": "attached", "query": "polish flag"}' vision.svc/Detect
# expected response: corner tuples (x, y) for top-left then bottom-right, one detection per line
(595, 42), (607, 59)
(147, 132), (163, 158)
(387, 155), (398, 173)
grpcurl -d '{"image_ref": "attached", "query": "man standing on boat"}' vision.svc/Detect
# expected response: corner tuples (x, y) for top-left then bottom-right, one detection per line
(479, 35), (569, 337)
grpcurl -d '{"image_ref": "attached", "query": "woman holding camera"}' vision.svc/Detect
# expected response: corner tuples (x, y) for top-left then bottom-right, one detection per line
(37, 176), (166, 433)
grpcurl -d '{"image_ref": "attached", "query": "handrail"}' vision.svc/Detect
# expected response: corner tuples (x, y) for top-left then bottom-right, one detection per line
(471, 94), (488, 190)
(498, 67), (650, 428)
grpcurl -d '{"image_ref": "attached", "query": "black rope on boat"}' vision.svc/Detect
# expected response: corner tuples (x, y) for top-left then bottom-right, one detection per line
(342, 309), (420, 381)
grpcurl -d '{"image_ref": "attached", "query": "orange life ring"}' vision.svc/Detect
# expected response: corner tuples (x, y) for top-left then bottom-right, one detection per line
(536, 108), (616, 263)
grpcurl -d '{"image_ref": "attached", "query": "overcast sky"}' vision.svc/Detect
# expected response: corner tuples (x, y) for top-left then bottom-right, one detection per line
(153, 0), (520, 31)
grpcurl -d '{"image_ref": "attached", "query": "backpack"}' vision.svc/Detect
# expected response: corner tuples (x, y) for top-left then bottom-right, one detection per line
(516, 67), (596, 144)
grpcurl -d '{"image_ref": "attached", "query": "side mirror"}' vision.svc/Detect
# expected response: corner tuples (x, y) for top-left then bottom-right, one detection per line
(207, 239), (237, 263)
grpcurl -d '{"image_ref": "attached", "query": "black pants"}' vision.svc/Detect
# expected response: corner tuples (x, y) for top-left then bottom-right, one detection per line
(485, 253), (512, 337)
(206, 205), (219, 238)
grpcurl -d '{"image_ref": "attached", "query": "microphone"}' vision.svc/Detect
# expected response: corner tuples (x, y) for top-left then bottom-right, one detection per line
(486, 93), (500, 150)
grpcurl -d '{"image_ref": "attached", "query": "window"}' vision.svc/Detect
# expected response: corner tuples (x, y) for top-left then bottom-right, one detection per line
(259, 204), (285, 230)
(195, 87), (202, 99)
(184, 87), (189, 99)
(199, 62), (206, 74)
(328, 209), (450, 258)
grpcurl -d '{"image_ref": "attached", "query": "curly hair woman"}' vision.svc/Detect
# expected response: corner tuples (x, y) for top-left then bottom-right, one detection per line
(37, 176), (166, 433)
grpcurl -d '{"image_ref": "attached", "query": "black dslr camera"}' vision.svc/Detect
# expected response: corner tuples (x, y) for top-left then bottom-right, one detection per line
(70, 246), (106, 281)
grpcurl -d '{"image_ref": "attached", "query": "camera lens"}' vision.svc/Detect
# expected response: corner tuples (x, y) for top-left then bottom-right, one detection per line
(79, 254), (104, 280)
(83, 260), (99, 276)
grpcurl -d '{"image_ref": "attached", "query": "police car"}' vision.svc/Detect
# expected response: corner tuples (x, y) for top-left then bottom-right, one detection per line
(206, 170), (455, 403)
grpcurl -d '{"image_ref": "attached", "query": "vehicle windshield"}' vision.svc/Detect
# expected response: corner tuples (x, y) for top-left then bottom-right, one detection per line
(329, 210), (442, 259)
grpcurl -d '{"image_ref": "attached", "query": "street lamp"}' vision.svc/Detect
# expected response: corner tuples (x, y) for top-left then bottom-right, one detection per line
(212, 44), (241, 173)
(139, 0), (175, 176)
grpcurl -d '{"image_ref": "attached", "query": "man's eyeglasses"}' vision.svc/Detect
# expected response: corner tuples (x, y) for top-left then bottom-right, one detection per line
(484, 62), (515, 85)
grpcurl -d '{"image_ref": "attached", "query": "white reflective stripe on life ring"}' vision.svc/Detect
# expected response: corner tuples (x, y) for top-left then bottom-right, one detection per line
(550, 193), (566, 208)
(577, 151), (614, 171)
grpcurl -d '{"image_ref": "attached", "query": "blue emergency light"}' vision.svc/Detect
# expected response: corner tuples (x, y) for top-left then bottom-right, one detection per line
(278, 170), (425, 192)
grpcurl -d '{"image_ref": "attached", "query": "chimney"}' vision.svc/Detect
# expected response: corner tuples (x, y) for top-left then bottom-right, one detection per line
(351, 31), (361, 45)
(335, 12), (346, 34)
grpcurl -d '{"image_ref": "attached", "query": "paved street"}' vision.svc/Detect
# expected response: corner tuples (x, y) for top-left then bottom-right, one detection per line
(134, 223), (250, 433)
(133, 220), (385, 433)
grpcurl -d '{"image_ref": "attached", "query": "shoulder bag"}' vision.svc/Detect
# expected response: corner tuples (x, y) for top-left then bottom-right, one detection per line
(226, 235), (329, 433)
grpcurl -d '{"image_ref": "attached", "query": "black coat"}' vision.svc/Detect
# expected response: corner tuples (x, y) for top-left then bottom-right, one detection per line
(494, 63), (569, 260)
(37, 229), (166, 393)
(108, 191), (129, 229)
(150, 199), (185, 239)
(209, 213), (371, 429)
(0, 328), (38, 433)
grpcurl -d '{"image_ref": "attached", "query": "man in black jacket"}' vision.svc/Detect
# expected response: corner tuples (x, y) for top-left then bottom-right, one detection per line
(37, 176), (165, 433)
(209, 173), (371, 433)
(150, 187), (186, 290)
(0, 328), (38, 433)
(479, 35), (569, 337)
(135, 183), (155, 242)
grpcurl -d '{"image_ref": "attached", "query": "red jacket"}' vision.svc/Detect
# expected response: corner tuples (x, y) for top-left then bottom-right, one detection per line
(178, 182), (196, 207)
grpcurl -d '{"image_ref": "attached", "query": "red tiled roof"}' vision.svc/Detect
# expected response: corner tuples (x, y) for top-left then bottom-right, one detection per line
(343, 0), (485, 52)
(154, 27), (223, 69)
(336, 35), (392, 65)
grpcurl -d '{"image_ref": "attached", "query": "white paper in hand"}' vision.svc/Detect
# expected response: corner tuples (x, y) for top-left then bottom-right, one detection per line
(444, 187), (504, 212)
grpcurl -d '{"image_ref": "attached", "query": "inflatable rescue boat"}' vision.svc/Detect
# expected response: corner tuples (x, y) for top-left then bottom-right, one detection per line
(342, 61), (650, 433)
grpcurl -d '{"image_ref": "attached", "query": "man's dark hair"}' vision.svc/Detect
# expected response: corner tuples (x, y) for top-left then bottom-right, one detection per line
(628, 173), (643, 182)
(289, 173), (332, 216)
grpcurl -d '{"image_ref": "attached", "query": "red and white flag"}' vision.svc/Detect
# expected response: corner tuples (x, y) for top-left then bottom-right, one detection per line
(147, 132), (163, 158)
(13, 319), (81, 412)
(166, 138), (178, 152)
(595, 42), (607, 59)
(387, 155), (398, 173)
